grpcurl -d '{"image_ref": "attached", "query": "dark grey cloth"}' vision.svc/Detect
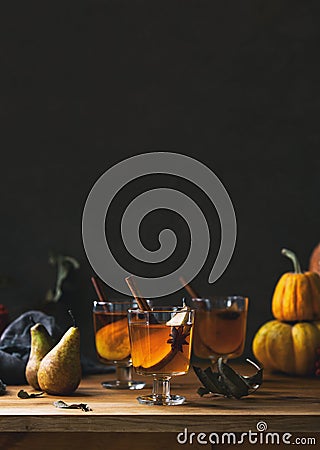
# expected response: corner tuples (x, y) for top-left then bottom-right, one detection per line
(0, 310), (114, 385)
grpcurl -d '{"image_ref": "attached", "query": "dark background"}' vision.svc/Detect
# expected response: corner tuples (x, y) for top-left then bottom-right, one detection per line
(1, 0), (319, 359)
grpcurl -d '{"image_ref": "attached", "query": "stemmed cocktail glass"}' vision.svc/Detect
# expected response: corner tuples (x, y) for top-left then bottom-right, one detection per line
(191, 296), (248, 365)
(127, 306), (194, 405)
(93, 300), (145, 390)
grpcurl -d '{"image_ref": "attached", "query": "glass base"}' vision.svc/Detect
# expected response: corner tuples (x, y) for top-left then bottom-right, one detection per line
(137, 394), (186, 406)
(102, 380), (145, 390)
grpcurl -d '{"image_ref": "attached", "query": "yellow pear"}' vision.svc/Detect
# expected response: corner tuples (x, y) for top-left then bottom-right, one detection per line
(25, 323), (55, 390)
(37, 326), (81, 395)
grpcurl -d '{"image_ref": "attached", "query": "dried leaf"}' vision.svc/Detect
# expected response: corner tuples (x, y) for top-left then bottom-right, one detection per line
(218, 359), (251, 399)
(53, 400), (92, 412)
(193, 366), (226, 395)
(193, 357), (263, 399)
(0, 379), (6, 395)
(197, 386), (210, 397)
(17, 390), (44, 399)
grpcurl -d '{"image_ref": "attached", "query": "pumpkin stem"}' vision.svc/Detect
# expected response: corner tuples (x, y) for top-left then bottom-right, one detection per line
(281, 248), (302, 273)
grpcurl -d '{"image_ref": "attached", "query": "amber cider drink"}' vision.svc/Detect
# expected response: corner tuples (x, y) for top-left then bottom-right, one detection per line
(191, 296), (248, 361)
(93, 310), (131, 363)
(129, 322), (192, 376)
(128, 307), (195, 406)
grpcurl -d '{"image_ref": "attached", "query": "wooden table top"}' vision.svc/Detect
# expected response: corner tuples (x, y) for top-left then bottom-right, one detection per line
(0, 366), (319, 433)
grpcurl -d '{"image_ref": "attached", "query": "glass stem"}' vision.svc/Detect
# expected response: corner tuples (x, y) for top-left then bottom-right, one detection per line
(152, 376), (171, 400)
(116, 363), (132, 384)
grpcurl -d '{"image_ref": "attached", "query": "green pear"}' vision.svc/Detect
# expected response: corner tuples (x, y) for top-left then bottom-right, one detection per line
(25, 323), (55, 390)
(37, 326), (81, 395)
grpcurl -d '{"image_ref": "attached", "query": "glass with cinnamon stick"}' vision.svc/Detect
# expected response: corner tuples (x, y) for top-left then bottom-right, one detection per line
(179, 279), (248, 365)
(93, 300), (145, 390)
(127, 306), (194, 405)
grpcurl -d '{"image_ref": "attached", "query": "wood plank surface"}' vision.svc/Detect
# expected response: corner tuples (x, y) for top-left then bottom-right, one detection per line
(0, 432), (200, 450)
(0, 367), (319, 434)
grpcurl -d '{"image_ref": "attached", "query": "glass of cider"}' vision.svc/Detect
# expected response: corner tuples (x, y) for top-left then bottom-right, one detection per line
(191, 296), (248, 365)
(128, 306), (194, 405)
(93, 300), (145, 390)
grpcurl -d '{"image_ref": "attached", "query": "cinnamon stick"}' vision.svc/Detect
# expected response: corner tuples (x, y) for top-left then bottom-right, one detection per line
(179, 276), (201, 298)
(91, 276), (107, 302)
(125, 276), (151, 311)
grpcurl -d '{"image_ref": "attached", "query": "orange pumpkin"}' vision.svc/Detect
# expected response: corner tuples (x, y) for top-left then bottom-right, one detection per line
(272, 249), (320, 321)
(252, 320), (320, 376)
(309, 243), (320, 275)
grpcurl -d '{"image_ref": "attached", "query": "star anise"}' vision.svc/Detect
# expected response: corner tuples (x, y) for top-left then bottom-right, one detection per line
(167, 325), (190, 352)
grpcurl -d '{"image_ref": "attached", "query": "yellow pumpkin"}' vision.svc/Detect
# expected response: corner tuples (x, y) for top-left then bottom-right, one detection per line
(272, 248), (320, 321)
(252, 320), (320, 376)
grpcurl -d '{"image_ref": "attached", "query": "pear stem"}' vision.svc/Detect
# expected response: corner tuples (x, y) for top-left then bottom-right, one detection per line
(68, 309), (77, 327)
(281, 248), (302, 273)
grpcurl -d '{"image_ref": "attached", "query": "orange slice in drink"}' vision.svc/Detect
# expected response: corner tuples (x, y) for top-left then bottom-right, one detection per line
(95, 318), (130, 361)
